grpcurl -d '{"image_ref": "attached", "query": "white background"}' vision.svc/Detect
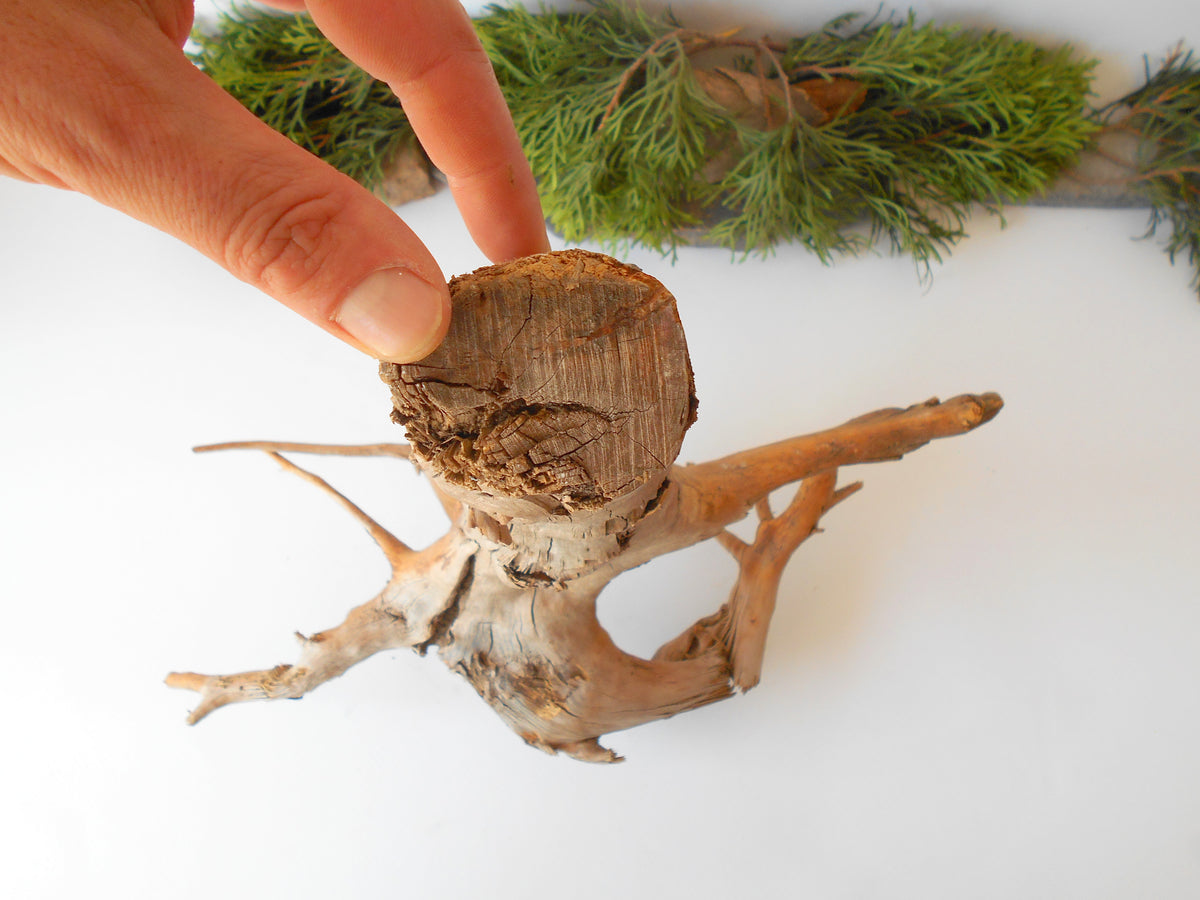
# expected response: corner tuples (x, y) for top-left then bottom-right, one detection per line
(2, 1), (1199, 897)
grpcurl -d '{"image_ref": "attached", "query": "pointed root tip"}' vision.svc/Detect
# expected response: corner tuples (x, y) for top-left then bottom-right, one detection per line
(165, 672), (216, 725)
(555, 738), (625, 764)
(730, 671), (762, 694)
(587, 747), (625, 764)
(717, 530), (749, 559)
(832, 480), (864, 504)
(164, 671), (206, 692)
(974, 392), (1004, 424)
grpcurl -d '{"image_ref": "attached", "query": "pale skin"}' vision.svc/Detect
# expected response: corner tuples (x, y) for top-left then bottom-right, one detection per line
(0, 0), (551, 361)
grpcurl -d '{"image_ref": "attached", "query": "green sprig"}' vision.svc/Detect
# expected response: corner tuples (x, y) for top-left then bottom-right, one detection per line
(752, 14), (1099, 268)
(476, 3), (731, 253)
(188, 2), (1199, 292)
(1100, 48), (1200, 292)
(188, 7), (412, 192)
(476, 3), (1099, 265)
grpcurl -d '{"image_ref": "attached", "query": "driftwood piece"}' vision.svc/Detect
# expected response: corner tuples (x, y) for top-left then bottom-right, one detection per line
(167, 250), (1002, 762)
(373, 136), (438, 207)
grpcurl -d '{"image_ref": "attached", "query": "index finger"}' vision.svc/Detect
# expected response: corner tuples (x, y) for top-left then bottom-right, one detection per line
(304, 0), (550, 262)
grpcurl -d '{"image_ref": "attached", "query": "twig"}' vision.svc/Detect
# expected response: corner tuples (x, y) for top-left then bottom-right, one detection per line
(598, 28), (691, 131)
(193, 440), (411, 458)
(597, 28), (793, 132)
(759, 37), (795, 123)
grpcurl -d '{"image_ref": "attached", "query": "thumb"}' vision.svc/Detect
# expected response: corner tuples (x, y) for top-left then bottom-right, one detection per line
(4, 3), (450, 362)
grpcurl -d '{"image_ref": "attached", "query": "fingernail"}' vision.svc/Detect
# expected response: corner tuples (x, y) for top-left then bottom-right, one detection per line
(336, 268), (449, 362)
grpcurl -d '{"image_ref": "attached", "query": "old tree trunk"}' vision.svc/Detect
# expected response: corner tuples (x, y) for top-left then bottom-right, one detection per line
(168, 250), (1002, 762)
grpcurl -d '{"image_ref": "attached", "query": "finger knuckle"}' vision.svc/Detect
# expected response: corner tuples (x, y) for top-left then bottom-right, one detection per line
(390, 38), (493, 94)
(223, 182), (346, 297)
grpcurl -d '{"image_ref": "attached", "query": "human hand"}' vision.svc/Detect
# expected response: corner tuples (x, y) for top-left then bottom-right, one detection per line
(0, 0), (550, 361)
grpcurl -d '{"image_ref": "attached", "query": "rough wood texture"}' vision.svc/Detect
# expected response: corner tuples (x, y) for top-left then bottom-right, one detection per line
(384, 250), (696, 518)
(168, 250), (1002, 762)
(374, 138), (437, 206)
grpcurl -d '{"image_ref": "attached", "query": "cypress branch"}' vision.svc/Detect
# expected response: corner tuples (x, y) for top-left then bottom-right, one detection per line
(1095, 47), (1200, 292)
(188, 2), (1200, 293)
(187, 6), (414, 193)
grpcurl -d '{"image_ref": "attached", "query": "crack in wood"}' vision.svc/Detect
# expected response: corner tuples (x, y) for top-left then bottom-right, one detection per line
(415, 555), (476, 656)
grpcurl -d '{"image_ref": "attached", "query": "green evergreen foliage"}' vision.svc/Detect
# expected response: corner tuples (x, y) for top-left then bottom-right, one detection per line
(188, 7), (411, 192)
(757, 14), (1099, 265)
(1101, 49), (1200, 292)
(472, 5), (1099, 264)
(476, 4), (1098, 265)
(475, 3), (729, 252)
(188, 2), (1199, 290)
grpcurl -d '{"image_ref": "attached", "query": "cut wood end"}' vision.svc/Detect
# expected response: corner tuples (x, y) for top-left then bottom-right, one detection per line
(381, 250), (696, 514)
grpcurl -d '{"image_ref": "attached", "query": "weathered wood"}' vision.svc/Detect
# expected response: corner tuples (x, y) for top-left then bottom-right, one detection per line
(383, 250), (696, 519)
(373, 136), (438, 207)
(168, 250), (1002, 762)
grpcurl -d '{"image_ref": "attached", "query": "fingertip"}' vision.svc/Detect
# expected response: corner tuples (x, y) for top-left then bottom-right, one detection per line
(334, 267), (451, 363)
(305, 0), (549, 263)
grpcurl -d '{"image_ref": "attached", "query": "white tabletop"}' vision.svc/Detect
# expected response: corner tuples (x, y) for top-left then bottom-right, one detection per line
(3, 2), (1198, 897)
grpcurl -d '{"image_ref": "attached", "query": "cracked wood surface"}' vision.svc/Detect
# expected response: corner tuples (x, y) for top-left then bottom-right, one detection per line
(168, 249), (1002, 762)
(383, 250), (697, 517)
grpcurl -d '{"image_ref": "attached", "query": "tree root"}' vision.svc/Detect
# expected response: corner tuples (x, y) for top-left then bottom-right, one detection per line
(168, 251), (1002, 761)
